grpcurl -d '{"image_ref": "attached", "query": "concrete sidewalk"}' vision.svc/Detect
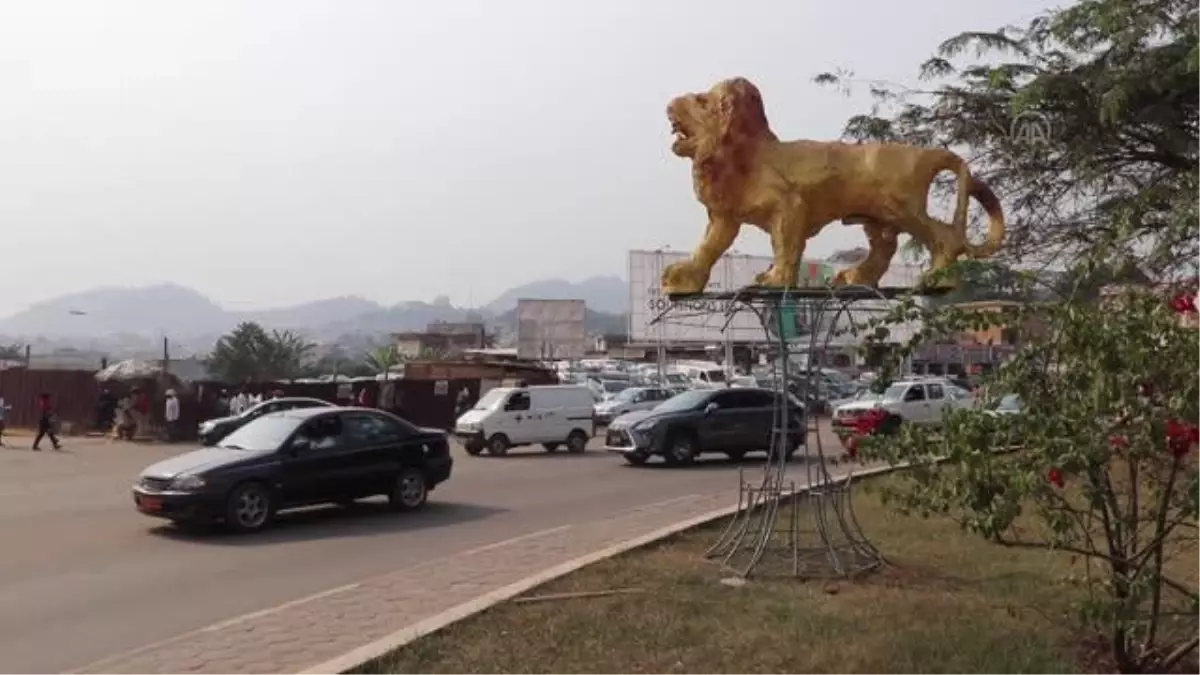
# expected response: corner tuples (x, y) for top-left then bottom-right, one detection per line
(74, 491), (737, 674)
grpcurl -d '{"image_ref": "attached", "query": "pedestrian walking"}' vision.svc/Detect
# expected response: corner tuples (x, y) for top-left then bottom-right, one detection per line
(0, 397), (10, 447)
(163, 389), (180, 442)
(32, 392), (61, 451)
(231, 389), (248, 415)
(357, 386), (375, 408)
(455, 387), (473, 417)
(113, 394), (135, 441)
(216, 389), (231, 416)
(131, 388), (151, 439)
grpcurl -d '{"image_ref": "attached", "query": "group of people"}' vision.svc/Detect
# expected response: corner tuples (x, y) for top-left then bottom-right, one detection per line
(213, 388), (283, 417)
(95, 387), (182, 442)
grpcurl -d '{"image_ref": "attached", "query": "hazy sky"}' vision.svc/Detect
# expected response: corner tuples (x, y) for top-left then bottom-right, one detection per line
(0, 0), (1061, 315)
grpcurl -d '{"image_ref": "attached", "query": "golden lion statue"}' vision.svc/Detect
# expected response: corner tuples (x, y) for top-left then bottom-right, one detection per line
(661, 77), (1005, 294)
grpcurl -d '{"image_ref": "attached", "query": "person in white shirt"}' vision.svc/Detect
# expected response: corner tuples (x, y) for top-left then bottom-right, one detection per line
(231, 390), (248, 416)
(164, 389), (181, 441)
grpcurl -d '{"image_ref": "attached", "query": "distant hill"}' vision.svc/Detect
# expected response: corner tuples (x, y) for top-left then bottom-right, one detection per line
(484, 275), (628, 314)
(0, 278), (631, 348)
(0, 283), (231, 337)
(234, 296), (385, 330)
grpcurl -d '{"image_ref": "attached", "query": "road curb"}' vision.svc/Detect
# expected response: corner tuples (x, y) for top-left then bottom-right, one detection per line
(300, 462), (899, 675)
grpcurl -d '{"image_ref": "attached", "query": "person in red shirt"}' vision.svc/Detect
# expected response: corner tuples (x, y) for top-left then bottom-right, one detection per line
(357, 387), (375, 408)
(32, 392), (62, 451)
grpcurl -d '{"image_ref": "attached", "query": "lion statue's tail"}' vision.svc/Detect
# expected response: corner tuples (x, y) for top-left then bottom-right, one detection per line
(948, 159), (1006, 259)
(963, 176), (1005, 258)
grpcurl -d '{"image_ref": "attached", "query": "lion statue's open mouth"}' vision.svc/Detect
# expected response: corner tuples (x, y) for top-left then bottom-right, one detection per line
(667, 103), (697, 157)
(660, 77), (1006, 295)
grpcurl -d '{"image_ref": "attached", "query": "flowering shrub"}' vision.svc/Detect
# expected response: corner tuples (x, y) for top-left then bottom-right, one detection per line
(859, 275), (1199, 673)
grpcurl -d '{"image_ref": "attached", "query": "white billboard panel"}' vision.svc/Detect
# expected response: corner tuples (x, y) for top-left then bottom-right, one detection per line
(516, 299), (587, 360)
(627, 249), (925, 346)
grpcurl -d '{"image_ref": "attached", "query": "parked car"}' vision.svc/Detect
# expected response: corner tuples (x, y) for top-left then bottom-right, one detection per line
(133, 407), (453, 533)
(596, 379), (633, 401)
(988, 393), (1023, 417)
(603, 388), (805, 466)
(593, 386), (674, 425)
(454, 385), (595, 456)
(985, 393), (1025, 446)
(197, 397), (335, 446)
(833, 378), (973, 436)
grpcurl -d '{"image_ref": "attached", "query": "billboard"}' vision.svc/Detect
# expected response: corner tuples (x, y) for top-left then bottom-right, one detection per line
(516, 299), (587, 360)
(627, 249), (925, 345)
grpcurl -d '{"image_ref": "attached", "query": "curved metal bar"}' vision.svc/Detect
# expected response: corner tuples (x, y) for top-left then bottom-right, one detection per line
(654, 282), (892, 579)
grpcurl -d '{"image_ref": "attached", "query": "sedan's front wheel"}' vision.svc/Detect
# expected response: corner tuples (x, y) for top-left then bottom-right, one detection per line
(225, 482), (274, 533)
(388, 467), (429, 511)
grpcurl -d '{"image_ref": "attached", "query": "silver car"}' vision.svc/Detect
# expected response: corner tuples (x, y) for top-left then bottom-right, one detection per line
(593, 386), (673, 425)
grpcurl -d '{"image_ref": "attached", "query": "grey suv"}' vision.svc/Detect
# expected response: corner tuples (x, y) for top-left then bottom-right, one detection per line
(603, 388), (805, 466)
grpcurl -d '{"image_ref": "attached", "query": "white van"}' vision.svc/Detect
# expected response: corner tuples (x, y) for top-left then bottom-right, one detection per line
(454, 385), (595, 456)
(671, 362), (727, 389)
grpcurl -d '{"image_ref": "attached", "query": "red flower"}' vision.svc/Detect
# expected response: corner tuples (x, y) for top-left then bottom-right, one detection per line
(1166, 419), (1199, 458)
(1048, 468), (1065, 488)
(1169, 292), (1197, 315)
(1109, 434), (1129, 450)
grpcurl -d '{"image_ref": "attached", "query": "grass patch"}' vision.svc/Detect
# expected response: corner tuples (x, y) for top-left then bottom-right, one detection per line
(357, 478), (1192, 674)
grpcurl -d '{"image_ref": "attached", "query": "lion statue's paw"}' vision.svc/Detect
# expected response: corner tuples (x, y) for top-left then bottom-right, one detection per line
(661, 260), (709, 295)
(752, 265), (797, 288)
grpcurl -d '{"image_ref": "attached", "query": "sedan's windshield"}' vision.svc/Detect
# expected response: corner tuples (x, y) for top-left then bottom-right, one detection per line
(997, 394), (1022, 412)
(473, 389), (507, 411)
(654, 389), (712, 414)
(601, 380), (631, 394)
(217, 414), (303, 451)
(614, 387), (642, 402)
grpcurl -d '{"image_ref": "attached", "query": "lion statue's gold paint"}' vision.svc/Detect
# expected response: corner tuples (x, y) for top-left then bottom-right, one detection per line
(661, 77), (1005, 294)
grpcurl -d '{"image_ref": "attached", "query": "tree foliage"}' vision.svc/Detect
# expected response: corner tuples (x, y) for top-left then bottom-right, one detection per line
(861, 275), (1198, 673)
(816, 0), (1198, 282)
(821, 1), (1200, 671)
(208, 322), (316, 383)
(362, 344), (401, 373)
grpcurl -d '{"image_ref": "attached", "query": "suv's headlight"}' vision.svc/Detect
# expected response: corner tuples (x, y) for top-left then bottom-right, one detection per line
(171, 474), (206, 491)
(633, 419), (659, 433)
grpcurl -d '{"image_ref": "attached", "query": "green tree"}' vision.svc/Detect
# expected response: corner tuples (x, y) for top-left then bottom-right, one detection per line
(816, 0), (1198, 281)
(821, 1), (1200, 671)
(862, 274), (1198, 673)
(0, 343), (24, 360)
(363, 344), (401, 373)
(262, 329), (316, 381)
(208, 322), (315, 383)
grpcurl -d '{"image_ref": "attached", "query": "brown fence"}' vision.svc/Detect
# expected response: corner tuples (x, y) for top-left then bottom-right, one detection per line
(194, 379), (483, 432)
(0, 367), (521, 437)
(0, 368), (101, 429)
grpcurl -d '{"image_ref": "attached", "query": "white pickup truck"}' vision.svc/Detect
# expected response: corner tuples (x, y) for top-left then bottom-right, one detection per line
(833, 378), (974, 431)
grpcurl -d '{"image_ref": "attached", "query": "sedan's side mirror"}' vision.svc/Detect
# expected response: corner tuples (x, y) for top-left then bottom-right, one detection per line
(704, 402), (720, 415)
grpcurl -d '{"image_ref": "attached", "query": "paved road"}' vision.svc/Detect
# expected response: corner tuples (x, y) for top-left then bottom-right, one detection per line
(0, 432), (836, 673)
